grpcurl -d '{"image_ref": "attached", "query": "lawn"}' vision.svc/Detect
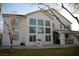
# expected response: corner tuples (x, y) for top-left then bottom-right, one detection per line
(0, 47), (79, 56)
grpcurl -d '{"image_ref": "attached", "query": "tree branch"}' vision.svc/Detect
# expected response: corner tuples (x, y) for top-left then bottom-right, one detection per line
(61, 3), (79, 24)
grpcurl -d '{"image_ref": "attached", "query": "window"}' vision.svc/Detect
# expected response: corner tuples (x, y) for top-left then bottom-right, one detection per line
(30, 18), (36, 25)
(29, 27), (36, 33)
(11, 19), (20, 25)
(67, 25), (71, 29)
(38, 27), (44, 33)
(60, 24), (63, 28)
(29, 35), (36, 42)
(45, 20), (50, 26)
(12, 32), (19, 40)
(52, 23), (55, 28)
(38, 19), (44, 26)
(45, 28), (51, 34)
(45, 35), (51, 41)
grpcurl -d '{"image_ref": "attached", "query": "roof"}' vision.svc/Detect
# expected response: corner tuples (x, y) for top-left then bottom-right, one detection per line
(2, 14), (25, 17)
(53, 29), (79, 34)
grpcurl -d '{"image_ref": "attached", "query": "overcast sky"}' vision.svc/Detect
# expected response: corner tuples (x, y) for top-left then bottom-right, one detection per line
(0, 3), (79, 31)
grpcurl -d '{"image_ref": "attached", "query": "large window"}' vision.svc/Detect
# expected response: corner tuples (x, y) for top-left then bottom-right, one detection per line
(30, 18), (36, 25)
(45, 28), (51, 34)
(38, 19), (44, 26)
(29, 35), (36, 42)
(45, 20), (50, 26)
(29, 27), (36, 33)
(38, 27), (44, 33)
(45, 35), (51, 41)
(12, 32), (19, 40)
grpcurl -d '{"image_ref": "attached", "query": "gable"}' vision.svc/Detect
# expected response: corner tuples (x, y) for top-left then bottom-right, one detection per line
(26, 10), (54, 21)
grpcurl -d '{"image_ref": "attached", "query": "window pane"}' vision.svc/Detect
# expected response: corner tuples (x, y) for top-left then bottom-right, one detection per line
(29, 27), (36, 33)
(38, 19), (44, 26)
(33, 35), (36, 42)
(46, 35), (51, 41)
(38, 27), (44, 33)
(67, 25), (71, 29)
(29, 35), (36, 42)
(45, 20), (50, 26)
(12, 32), (19, 40)
(52, 23), (55, 28)
(30, 19), (36, 25)
(45, 28), (51, 34)
(11, 19), (20, 25)
(60, 24), (63, 28)
(29, 35), (32, 42)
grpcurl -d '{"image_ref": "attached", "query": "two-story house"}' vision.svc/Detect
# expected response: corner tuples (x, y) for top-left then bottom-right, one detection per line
(2, 8), (79, 48)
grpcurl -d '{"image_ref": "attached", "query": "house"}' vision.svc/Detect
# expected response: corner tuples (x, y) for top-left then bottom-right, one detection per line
(2, 8), (79, 48)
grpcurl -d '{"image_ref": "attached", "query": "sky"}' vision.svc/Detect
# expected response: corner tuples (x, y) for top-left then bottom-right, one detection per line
(0, 3), (79, 31)
(2, 3), (39, 14)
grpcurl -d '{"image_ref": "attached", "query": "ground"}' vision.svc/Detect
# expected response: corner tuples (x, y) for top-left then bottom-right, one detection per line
(0, 47), (79, 56)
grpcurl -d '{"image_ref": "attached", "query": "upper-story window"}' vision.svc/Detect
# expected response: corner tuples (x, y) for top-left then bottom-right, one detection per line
(60, 24), (63, 29)
(38, 27), (44, 33)
(30, 18), (36, 25)
(67, 25), (71, 30)
(45, 28), (51, 34)
(38, 19), (44, 26)
(52, 23), (55, 28)
(29, 27), (36, 33)
(11, 19), (20, 26)
(16, 19), (20, 24)
(45, 20), (50, 26)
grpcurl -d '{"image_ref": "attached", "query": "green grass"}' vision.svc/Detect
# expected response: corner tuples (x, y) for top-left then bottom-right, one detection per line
(0, 47), (79, 56)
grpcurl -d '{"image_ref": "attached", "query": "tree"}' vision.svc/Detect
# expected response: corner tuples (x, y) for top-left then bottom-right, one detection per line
(68, 3), (79, 14)
(4, 11), (17, 48)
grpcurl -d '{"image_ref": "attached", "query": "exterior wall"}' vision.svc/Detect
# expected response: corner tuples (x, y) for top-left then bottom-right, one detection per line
(25, 11), (53, 47)
(2, 17), (11, 46)
(2, 16), (26, 46)
(12, 17), (26, 46)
